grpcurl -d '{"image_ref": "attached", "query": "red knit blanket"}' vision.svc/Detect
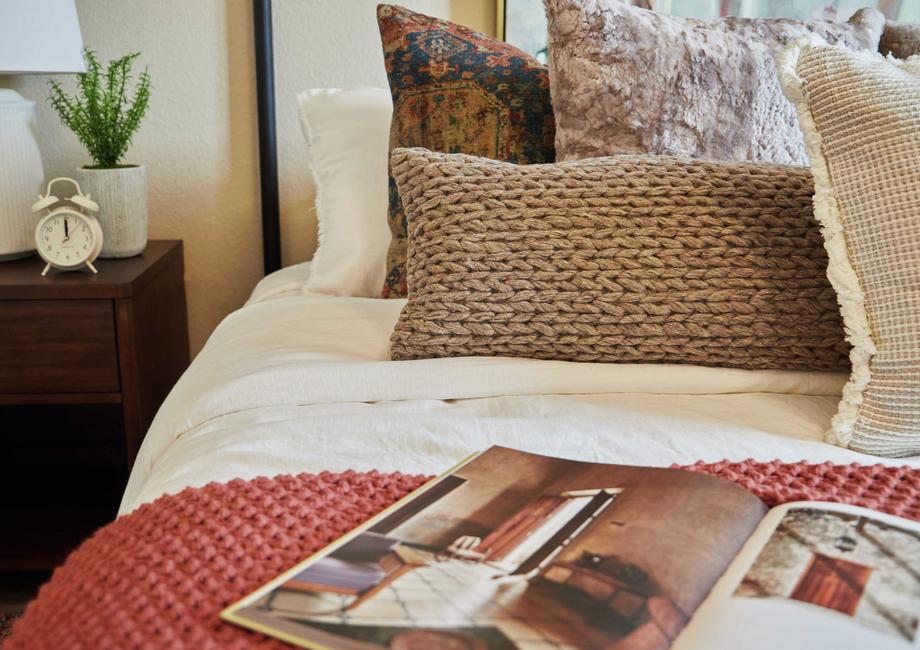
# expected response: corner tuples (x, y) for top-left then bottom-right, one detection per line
(7, 460), (920, 649)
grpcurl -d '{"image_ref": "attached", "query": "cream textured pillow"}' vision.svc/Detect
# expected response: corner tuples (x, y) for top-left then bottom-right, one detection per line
(544, 0), (884, 165)
(389, 148), (849, 371)
(780, 43), (920, 458)
(298, 88), (392, 298)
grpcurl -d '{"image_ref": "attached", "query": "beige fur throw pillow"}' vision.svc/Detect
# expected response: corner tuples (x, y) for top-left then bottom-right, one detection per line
(544, 0), (884, 165)
(389, 148), (849, 371)
(781, 42), (920, 458)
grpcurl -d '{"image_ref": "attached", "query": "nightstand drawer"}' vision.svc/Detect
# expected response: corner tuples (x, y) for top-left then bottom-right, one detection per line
(0, 300), (120, 393)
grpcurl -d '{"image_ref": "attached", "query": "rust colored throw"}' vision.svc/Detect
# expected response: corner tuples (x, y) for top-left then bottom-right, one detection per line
(389, 148), (848, 371)
(7, 461), (919, 649)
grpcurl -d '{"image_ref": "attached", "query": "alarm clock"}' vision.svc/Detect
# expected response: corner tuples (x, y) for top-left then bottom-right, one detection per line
(32, 177), (104, 276)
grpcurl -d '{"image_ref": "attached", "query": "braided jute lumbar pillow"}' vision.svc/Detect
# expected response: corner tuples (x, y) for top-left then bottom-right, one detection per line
(389, 148), (849, 370)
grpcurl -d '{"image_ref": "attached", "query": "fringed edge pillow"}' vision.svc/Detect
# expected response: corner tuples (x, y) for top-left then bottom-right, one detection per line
(780, 40), (920, 457)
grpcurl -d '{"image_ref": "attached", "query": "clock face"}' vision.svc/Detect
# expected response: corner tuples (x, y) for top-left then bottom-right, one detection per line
(37, 211), (96, 268)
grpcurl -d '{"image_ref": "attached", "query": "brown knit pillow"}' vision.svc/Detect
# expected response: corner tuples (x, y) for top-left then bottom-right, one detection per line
(389, 148), (849, 370)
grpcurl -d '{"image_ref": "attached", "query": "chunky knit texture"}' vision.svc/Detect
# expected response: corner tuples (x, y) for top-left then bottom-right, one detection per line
(8, 461), (919, 649)
(391, 149), (849, 370)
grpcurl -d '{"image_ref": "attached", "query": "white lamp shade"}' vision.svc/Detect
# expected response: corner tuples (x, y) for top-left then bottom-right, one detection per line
(0, 0), (85, 74)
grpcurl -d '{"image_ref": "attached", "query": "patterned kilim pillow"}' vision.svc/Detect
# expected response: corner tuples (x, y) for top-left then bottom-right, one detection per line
(377, 5), (555, 298)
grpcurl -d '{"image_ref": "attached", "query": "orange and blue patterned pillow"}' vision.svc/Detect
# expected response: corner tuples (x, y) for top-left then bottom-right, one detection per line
(377, 4), (555, 298)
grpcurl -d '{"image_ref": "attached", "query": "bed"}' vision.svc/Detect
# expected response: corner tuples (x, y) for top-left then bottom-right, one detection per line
(119, 260), (918, 514)
(117, 0), (920, 516)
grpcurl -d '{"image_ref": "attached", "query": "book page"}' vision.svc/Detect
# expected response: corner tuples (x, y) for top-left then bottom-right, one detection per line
(674, 502), (920, 650)
(223, 446), (766, 650)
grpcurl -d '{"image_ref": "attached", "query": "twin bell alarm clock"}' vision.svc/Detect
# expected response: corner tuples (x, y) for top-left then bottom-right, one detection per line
(32, 177), (104, 276)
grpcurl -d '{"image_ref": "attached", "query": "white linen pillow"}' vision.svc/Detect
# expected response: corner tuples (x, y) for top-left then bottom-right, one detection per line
(298, 88), (392, 297)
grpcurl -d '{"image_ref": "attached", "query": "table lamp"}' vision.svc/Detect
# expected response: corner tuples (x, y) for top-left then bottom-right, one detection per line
(0, 0), (84, 260)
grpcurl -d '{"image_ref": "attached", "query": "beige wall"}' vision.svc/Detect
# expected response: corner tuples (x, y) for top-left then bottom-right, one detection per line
(1, 0), (496, 355)
(452, 0), (498, 35)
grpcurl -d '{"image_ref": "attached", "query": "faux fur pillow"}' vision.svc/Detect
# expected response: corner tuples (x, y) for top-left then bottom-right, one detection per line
(544, 0), (884, 165)
(389, 148), (849, 371)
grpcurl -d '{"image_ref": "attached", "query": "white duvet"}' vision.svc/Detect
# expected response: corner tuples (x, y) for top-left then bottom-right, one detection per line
(120, 263), (920, 515)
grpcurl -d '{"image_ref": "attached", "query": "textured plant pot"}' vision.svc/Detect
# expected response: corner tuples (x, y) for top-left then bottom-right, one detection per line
(77, 165), (148, 258)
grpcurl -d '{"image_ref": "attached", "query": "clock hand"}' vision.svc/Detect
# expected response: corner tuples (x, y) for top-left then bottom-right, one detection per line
(64, 218), (69, 240)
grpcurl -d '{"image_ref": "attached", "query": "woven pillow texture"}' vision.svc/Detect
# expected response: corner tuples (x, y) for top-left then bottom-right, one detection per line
(377, 4), (555, 299)
(544, 0), (884, 165)
(780, 43), (920, 458)
(389, 148), (849, 370)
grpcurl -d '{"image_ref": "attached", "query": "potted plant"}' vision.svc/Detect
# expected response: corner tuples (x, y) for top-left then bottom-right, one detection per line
(49, 49), (151, 258)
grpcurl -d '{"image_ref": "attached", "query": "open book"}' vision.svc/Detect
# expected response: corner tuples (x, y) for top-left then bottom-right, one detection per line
(222, 446), (920, 649)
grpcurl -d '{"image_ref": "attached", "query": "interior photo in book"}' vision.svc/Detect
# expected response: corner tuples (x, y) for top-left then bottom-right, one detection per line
(224, 447), (767, 649)
(735, 508), (920, 642)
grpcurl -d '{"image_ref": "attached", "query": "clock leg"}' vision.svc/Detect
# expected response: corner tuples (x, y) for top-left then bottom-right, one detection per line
(86, 261), (98, 274)
(41, 262), (51, 276)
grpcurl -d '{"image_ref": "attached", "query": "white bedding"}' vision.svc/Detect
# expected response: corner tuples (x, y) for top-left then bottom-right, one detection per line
(120, 271), (920, 515)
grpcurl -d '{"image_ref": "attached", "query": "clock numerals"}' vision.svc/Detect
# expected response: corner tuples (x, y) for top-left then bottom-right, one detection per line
(37, 211), (98, 270)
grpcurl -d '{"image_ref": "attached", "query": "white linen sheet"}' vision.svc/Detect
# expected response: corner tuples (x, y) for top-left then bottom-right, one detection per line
(121, 282), (920, 516)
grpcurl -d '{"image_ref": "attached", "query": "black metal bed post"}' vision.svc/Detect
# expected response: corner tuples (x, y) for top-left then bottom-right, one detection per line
(253, 0), (282, 274)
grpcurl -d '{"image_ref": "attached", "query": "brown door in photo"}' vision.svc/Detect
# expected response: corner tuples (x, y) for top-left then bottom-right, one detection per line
(479, 496), (565, 561)
(791, 553), (873, 616)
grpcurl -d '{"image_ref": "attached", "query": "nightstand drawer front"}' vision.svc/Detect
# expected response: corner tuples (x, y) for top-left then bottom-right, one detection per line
(0, 300), (120, 393)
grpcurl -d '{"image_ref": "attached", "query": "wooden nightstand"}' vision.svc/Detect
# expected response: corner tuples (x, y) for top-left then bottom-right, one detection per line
(0, 240), (189, 570)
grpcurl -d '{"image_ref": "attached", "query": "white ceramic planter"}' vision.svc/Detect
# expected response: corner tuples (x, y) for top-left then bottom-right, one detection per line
(0, 89), (45, 260)
(77, 165), (148, 258)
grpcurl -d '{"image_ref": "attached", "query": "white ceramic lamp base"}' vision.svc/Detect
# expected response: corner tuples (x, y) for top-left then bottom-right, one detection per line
(0, 88), (45, 260)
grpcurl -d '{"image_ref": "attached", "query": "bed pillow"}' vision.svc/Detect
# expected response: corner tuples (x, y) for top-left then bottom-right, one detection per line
(544, 0), (884, 165)
(377, 4), (555, 298)
(389, 148), (849, 371)
(880, 21), (920, 58)
(298, 88), (392, 298)
(780, 42), (920, 457)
